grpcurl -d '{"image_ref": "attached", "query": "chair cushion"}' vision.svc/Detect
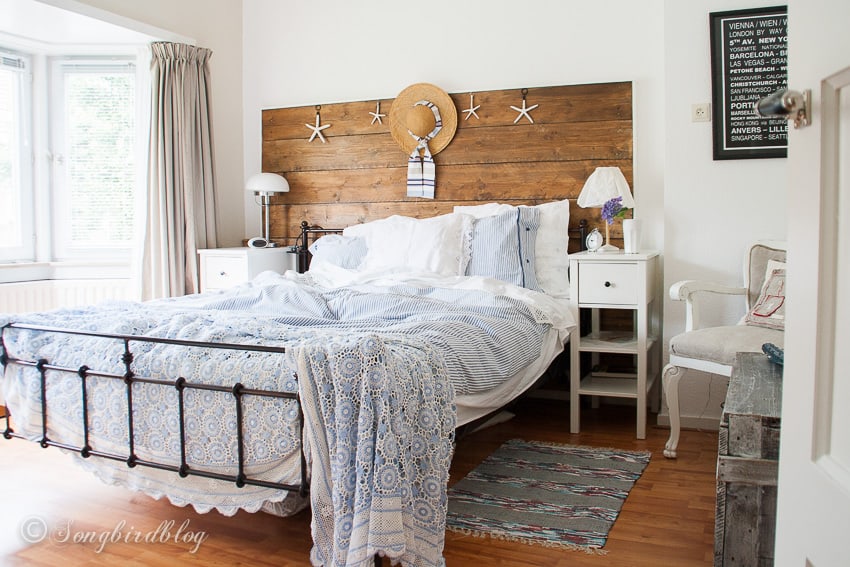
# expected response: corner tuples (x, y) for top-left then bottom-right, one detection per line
(669, 325), (784, 366)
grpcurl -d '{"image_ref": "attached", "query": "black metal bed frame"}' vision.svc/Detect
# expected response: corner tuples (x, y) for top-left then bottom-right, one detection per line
(295, 220), (343, 273)
(1, 323), (309, 496)
(0, 220), (340, 494)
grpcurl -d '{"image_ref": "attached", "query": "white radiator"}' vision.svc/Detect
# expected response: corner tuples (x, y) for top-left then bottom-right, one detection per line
(0, 279), (132, 314)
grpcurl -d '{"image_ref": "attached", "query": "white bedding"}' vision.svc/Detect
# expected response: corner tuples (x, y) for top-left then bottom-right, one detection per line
(1, 269), (575, 566)
(294, 266), (574, 425)
(455, 323), (568, 424)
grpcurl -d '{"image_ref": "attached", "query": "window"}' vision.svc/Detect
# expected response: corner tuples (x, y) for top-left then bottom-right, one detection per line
(0, 51), (33, 262)
(0, 50), (140, 273)
(51, 60), (137, 260)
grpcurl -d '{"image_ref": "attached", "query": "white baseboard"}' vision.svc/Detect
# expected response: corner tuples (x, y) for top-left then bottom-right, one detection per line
(527, 389), (721, 432)
(656, 413), (720, 432)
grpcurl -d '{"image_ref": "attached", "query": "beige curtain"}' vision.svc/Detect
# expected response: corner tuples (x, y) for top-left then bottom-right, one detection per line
(142, 42), (218, 299)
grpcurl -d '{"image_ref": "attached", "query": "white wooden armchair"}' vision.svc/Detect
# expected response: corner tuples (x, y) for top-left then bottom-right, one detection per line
(662, 241), (786, 458)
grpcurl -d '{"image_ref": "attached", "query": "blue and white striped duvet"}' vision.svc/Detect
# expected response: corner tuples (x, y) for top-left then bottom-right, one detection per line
(1, 270), (575, 566)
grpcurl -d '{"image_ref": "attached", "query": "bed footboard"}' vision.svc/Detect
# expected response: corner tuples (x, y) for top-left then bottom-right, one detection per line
(1, 323), (309, 498)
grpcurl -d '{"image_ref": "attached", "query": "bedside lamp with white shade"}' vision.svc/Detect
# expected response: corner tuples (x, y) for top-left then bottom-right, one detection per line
(246, 172), (289, 248)
(577, 167), (635, 253)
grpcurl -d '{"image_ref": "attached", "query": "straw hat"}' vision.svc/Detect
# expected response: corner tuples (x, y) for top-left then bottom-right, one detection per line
(389, 83), (458, 155)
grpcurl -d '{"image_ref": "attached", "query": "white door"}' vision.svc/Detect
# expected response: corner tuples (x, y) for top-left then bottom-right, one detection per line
(775, 0), (850, 565)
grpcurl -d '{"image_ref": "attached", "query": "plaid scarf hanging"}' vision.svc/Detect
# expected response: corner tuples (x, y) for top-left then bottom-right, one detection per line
(406, 100), (442, 199)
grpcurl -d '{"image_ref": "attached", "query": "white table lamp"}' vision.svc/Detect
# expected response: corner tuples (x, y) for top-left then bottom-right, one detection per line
(577, 167), (634, 252)
(246, 172), (289, 248)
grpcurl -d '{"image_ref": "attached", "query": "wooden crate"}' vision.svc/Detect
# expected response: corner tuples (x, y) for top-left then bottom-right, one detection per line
(714, 352), (782, 566)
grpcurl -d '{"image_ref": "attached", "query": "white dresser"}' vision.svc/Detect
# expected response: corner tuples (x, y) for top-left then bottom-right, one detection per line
(197, 247), (295, 293)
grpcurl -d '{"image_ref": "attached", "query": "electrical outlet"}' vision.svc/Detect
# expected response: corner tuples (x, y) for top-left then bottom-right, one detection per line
(692, 103), (711, 122)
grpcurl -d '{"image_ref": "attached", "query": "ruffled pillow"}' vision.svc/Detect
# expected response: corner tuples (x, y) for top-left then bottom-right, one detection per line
(452, 199), (571, 295)
(464, 207), (541, 290)
(343, 213), (473, 276)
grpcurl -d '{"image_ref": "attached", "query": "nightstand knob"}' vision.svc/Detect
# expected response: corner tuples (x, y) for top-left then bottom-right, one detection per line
(604, 281), (612, 287)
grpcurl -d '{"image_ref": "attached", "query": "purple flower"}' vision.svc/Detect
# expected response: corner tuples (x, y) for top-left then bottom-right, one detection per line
(601, 197), (630, 224)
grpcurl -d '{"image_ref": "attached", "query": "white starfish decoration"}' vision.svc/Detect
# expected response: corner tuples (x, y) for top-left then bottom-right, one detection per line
(369, 100), (386, 125)
(462, 93), (481, 121)
(511, 90), (538, 124)
(306, 110), (329, 143)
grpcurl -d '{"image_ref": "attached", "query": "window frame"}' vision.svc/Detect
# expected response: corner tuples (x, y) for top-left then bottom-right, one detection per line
(0, 45), (147, 284)
(0, 49), (35, 264)
(48, 56), (139, 262)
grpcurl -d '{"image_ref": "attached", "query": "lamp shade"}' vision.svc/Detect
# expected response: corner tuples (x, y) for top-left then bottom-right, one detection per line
(577, 167), (634, 209)
(245, 172), (289, 195)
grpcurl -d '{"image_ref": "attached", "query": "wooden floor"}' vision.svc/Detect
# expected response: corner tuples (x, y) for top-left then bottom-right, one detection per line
(1, 398), (718, 566)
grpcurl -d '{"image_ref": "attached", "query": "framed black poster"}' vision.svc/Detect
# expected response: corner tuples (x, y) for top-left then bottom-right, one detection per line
(710, 6), (788, 160)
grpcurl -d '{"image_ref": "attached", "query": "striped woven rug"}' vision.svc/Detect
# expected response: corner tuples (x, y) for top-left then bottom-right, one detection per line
(445, 439), (651, 552)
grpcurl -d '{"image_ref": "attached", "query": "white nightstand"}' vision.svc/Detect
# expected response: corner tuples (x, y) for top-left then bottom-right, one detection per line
(568, 250), (661, 439)
(197, 247), (295, 293)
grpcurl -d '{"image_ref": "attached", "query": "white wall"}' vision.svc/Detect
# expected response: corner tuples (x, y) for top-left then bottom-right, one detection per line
(242, 0), (666, 254)
(663, 0), (787, 427)
(75, 0), (246, 247)
(76, 0), (789, 430)
(242, 0), (789, 429)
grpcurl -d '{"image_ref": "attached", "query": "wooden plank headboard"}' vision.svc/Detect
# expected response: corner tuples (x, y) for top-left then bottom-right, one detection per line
(261, 81), (632, 252)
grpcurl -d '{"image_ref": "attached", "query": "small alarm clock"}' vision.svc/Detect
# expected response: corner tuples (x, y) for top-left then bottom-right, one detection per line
(248, 237), (275, 248)
(585, 228), (603, 252)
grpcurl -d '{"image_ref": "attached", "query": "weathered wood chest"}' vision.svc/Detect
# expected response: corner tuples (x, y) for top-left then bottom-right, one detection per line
(715, 352), (782, 566)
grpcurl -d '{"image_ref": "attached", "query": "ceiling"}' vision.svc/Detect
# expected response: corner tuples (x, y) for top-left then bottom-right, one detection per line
(2, 0), (163, 52)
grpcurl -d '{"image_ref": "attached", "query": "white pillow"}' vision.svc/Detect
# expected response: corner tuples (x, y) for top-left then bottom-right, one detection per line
(530, 199), (571, 297)
(765, 259), (786, 274)
(744, 267), (786, 330)
(308, 234), (368, 270)
(453, 202), (515, 219)
(343, 213), (473, 276)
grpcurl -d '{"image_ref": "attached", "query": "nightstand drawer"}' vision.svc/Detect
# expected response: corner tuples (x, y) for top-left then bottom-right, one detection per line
(202, 255), (249, 290)
(198, 247), (294, 293)
(578, 262), (638, 305)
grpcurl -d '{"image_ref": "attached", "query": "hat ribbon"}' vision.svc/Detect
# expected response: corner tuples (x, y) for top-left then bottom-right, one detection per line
(407, 144), (435, 199)
(407, 100), (443, 146)
(407, 100), (441, 199)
